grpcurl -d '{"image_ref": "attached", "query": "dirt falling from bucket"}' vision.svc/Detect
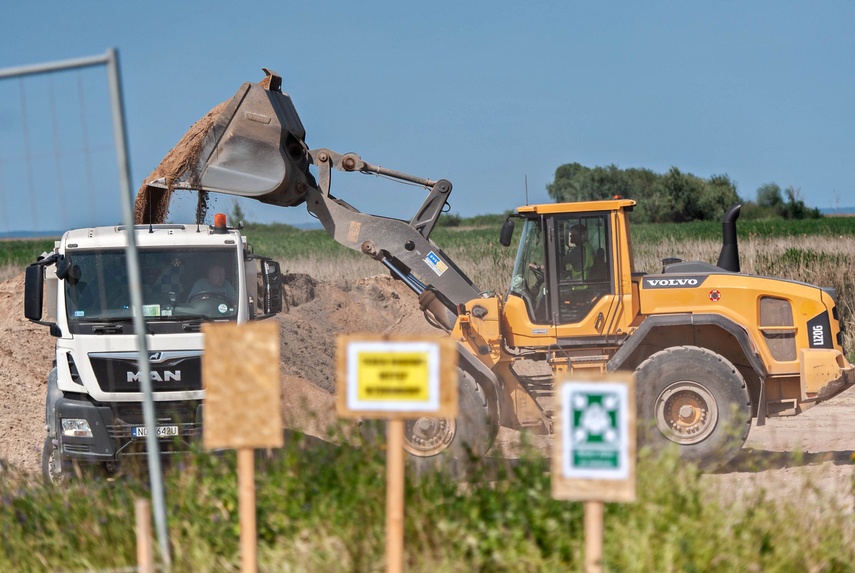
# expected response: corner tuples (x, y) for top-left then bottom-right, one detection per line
(133, 101), (227, 224)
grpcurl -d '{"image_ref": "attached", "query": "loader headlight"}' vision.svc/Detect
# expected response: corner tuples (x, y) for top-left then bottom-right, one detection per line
(61, 418), (92, 438)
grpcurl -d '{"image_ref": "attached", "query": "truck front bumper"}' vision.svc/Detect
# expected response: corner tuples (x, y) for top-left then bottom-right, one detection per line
(53, 396), (202, 463)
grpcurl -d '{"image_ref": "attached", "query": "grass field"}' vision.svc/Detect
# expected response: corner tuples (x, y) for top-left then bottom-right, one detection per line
(0, 437), (853, 572)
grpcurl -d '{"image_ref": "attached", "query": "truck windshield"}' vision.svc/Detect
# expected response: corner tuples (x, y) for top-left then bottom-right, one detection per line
(65, 247), (239, 323)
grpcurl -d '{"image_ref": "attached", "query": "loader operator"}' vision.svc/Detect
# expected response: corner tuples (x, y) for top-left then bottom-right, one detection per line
(564, 224), (595, 282)
(188, 262), (236, 303)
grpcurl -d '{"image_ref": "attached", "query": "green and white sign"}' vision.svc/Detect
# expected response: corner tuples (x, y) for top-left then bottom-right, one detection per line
(561, 382), (630, 480)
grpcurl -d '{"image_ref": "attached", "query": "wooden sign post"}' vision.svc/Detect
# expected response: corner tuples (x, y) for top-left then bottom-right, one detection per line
(552, 374), (636, 573)
(202, 321), (283, 573)
(336, 335), (457, 573)
(135, 498), (154, 573)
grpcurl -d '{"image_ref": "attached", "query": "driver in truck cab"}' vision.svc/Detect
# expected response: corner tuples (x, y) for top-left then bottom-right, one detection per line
(188, 262), (236, 302)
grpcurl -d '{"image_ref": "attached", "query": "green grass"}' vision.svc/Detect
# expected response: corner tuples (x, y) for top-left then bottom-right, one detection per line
(239, 221), (515, 264)
(0, 239), (57, 268)
(1, 436), (852, 572)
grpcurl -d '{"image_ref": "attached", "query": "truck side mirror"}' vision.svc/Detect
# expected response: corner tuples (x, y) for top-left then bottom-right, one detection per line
(262, 260), (283, 316)
(499, 218), (515, 247)
(24, 264), (44, 321)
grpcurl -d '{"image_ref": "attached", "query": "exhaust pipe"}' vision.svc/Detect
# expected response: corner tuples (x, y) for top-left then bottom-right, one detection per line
(716, 203), (741, 273)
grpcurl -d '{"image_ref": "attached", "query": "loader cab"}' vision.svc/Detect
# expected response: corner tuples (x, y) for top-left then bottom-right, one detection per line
(504, 199), (637, 345)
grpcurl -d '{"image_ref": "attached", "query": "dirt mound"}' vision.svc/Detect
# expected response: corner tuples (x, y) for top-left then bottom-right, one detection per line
(0, 274), (54, 475)
(0, 271), (437, 475)
(278, 273), (435, 393)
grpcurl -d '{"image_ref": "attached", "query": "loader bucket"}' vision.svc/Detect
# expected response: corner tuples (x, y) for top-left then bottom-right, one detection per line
(137, 69), (314, 223)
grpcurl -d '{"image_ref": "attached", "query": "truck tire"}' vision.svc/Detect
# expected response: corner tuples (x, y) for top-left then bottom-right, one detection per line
(635, 345), (751, 469)
(403, 368), (498, 476)
(42, 436), (68, 486)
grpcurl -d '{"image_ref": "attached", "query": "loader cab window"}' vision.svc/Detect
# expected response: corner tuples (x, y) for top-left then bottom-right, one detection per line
(508, 217), (549, 323)
(553, 214), (612, 324)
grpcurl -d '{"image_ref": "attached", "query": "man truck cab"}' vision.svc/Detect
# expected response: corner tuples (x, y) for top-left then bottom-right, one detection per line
(24, 215), (282, 483)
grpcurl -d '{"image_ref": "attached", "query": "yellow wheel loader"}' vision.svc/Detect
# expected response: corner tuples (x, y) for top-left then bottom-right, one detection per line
(138, 70), (854, 469)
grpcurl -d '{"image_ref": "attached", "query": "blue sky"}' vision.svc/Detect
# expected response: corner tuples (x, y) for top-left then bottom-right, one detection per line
(1, 1), (852, 232)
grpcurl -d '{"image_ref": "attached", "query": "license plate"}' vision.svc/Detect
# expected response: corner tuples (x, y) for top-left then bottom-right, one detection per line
(132, 425), (179, 438)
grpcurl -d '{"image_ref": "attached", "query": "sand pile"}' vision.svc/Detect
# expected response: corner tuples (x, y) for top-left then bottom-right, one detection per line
(0, 271), (436, 476)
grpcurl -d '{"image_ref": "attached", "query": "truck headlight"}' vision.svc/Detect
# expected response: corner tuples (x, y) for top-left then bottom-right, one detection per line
(61, 418), (92, 438)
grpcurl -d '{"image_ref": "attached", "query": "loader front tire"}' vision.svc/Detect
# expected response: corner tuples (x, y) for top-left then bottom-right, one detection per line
(403, 368), (497, 476)
(635, 345), (751, 469)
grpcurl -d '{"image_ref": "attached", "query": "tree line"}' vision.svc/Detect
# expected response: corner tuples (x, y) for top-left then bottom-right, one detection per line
(546, 163), (822, 224)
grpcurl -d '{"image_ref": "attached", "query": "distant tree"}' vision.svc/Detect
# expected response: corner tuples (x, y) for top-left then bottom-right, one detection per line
(623, 167), (658, 201)
(230, 199), (248, 225)
(583, 165), (632, 201)
(546, 162), (817, 223)
(546, 162), (589, 203)
(781, 186), (822, 219)
(655, 167), (707, 222)
(547, 163), (633, 203)
(438, 212), (463, 227)
(756, 183), (784, 209)
(700, 174), (740, 219)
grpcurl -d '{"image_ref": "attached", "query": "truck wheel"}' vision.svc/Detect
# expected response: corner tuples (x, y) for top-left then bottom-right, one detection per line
(635, 346), (751, 469)
(403, 368), (498, 476)
(42, 436), (68, 486)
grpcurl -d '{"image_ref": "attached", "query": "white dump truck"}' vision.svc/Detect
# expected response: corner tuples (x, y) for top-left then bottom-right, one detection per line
(24, 214), (282, 483)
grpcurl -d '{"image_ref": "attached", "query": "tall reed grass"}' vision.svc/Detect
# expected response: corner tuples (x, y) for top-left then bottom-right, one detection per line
(279, 230), (855, 356)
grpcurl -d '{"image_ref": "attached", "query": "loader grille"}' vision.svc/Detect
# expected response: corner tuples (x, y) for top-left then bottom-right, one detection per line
(759, 297), (797, 361)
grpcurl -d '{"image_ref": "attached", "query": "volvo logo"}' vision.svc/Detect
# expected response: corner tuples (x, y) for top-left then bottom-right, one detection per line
(127, 370), (182, 383)
(645, 278), (700, 287)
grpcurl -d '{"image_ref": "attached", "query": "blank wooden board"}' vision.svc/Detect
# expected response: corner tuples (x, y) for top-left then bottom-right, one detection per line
(202, 321), (283, 450)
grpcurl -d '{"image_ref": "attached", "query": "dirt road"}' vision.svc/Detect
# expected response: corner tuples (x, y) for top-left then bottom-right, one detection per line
(708, 384), (855, 510)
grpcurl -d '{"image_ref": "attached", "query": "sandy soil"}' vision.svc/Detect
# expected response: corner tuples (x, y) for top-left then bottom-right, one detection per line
(0, 271), (434, 476)
(0, 270), (852, 508)
(707, 385), (855, 511)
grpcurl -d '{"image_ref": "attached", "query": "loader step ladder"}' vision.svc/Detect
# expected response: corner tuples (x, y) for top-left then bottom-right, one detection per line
(515, 353), (610, 433)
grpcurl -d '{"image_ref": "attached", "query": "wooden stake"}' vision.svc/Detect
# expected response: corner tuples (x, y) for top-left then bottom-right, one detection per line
(135, 497), (154, 573)
(238, 448), (258, 573)
(584, 501), (604, 573)
(386, 419), (405, 573)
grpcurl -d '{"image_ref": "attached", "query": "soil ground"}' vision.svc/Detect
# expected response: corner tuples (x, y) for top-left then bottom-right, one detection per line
(0, 271), (852, 508)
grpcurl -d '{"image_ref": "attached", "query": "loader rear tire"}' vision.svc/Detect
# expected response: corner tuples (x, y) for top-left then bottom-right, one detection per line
(403, 368), (498, 476)
(635, 345), (751, 469)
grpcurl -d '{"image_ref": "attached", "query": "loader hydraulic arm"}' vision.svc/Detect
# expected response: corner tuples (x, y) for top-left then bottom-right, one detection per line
(311, 148), (451, 240)
(135, 69), (482, 328)
(304, 147), (482, 326)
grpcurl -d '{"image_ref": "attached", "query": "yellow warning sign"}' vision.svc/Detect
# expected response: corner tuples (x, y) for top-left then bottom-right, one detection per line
(336, 335), (458, 419)
(357, 352), (430, 402)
